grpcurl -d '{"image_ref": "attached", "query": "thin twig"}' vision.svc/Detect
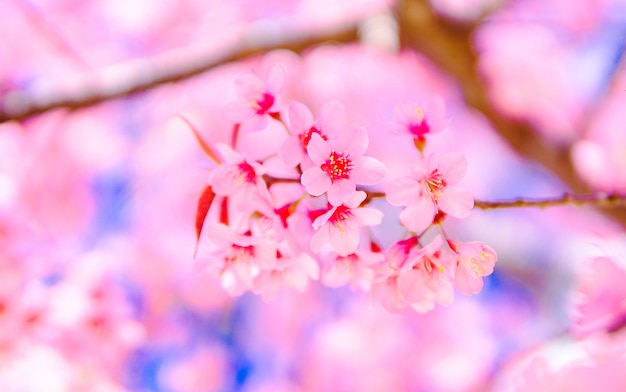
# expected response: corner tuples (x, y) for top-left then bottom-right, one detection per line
(474, 193), (626, 210)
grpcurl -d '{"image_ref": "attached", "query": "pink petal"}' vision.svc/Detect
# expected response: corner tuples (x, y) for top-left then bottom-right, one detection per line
(351, 207), (383, 227)
(208, 165), (241, 195)
(317, 101), (347, 134)
(215, 143), (244, 164)
(344, 190), (367, 208)
(327, 179), (356, 206)
(385, 177), (420, 206)
(265, 64), (286, 94)
(439, 152), (467, 184)
(328, 216), (360, 256)
(235, 73), (264, 99)
(205, 223), (235, 249)
(222, 101), (255, 123)
(310, 222), (331, 253)
(312, 208), (335, 230)
(350, 156), (386, 185)
(399, 198), (436, 232)
(438, 186), (474, 218)
(340, 126), (369, 156)
(454, 265), (484, 295)
(301, 166), (332, 196)
(288, 101), (313, 135)
(279, 136), (304, 167)
(241, 114), (269, 133)
(306, 133), (332, 164)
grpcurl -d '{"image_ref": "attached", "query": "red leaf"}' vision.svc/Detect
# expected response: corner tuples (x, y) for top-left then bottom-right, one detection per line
(195, 185), (215, 253)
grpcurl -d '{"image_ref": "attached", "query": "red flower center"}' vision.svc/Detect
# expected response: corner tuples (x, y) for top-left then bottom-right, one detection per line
(409, 119), (430, 137)
(321, 151), (353, 181)
(254, 92), (275, 115)
(299, 126), (326, 148)
(237, 162), (257, 184)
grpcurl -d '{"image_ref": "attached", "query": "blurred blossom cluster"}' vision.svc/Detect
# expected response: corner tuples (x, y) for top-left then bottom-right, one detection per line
(1, 0), (626, 391)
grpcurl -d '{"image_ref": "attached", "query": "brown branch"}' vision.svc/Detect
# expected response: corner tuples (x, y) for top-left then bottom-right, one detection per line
(0, 23), (359, 124)
(396, 0), (626, 228)
(474, 193), (626, 210)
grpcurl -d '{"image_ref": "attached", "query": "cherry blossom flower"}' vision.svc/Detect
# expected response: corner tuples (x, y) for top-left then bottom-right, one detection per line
(279, 101), (346, 167)
(310, 191), (383, 256)
(386, 152), (474, 233)
(301, 126), (386, 206)
(373, 235), (455, 313)
(252, 248), (319, 300)
(448, 240), (497, 295)
(571, 257), (626, 339)
(197, 223), (277, 296)
(222, 64), (286, 132)
(320, 247), (384, 291)
(207, 143), (273, 215)
(391, 96), (447, 150)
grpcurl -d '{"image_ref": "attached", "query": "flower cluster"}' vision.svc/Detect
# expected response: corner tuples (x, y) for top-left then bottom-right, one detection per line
(194, 62), (497, 313)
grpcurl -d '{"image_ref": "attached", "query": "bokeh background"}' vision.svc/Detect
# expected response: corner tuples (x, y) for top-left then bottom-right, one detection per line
(1, 0), (626, 391)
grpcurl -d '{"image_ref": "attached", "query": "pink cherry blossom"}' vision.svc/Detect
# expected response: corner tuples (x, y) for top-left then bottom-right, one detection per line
(196, 223), (277, 296)
(448, 240), (497, 295)
(320, 247), (385, 291)
(391, 96), (447, 147)
(252, 247), (319, 300)
(207, 143), (273, 216)
(570, 257), (626, 339)
(386, 152), (474, 233)
(372, 235), (455, 313)
(279, 100), (346, 167)
(301, 126), (386, 206)
(222, 64), (286, 132)
(310, 191), (383, 256)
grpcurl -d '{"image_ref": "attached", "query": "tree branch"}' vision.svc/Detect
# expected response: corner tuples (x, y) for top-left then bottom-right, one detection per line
(0, 23), (359, 124)
(396, 0), (626, 228)
(474, 193), (626, 210)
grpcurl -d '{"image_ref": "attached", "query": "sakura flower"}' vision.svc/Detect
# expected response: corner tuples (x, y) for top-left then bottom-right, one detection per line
(448, 240), (497, 295)
(391, 96), (447, 146)
(320, 247), (384, 291)
(310, 191), (383, 256)
(301, 126), (386, 206)
(252, 248), (319, 300)
(386, 152), (474, 233)
(279, 101), (346, 167)
(571, 257), (626, 339)
(197, 223), (277, 296)
(372, 235), (455, 313)
(222, 64), (285, 132)
(207, 143), (273, 216)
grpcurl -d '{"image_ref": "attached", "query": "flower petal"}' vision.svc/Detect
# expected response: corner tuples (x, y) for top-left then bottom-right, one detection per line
(327, 179), (355, 206)
(307, 133), (332, 164)
(438, 186), (474, 218)
(385, 177), (420, 206)
(301, 167), (332, 196)
(399, 198), (436, 233)
(439, 152), (467, 184)
(351, 156), (386, 185)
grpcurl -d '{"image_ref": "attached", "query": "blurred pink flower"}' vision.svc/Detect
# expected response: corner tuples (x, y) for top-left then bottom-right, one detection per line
(571, 257), (626, 339)
(252, 249), (319, 300)
(197, 223), (277, 296)
(222, 64), (286, 132)
(310, 191), (383, 256)
(301, 127), (385, 206)
(320, 247), (385, 291)
(391, 96), (447, 148)
(449, 240), (497, 295)
(373, 235), (455, 313)
(386, 152), (473, 232)
(279, 100), (346, 167)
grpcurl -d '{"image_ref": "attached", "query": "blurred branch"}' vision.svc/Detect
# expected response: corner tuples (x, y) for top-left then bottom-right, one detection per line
(474, 193), (626, 210)
(396, 0), (626, 228)
(0, 23), (359, 124)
